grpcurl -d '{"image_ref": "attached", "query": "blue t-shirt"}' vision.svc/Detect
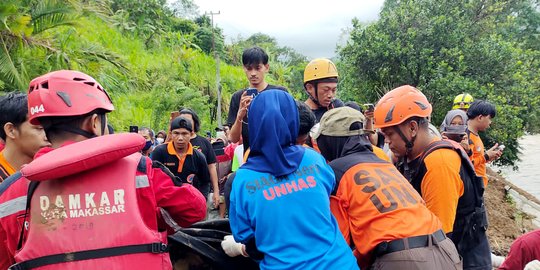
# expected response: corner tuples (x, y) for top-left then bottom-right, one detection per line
(230, 148), (359, 270)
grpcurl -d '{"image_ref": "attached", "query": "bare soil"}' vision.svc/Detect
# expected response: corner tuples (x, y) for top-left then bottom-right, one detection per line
(485, 168), (538, 256)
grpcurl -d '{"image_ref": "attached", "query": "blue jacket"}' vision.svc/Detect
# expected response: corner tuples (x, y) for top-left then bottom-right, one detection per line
(230, 148), (359, 270)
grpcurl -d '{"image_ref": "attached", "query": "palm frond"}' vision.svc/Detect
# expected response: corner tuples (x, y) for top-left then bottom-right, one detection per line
(0, 35), (26, 89)
(78, 45), (130, 73)
(0, 2), (20, 31)
(31, 0), (80, 35)
(81, 0), (115, 24)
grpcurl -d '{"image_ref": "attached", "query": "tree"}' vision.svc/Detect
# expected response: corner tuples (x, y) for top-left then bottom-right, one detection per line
(0, 0), (81, 90)
(109, 0), (175, 48)
(0, 0), (294, 135)
(339, 0), (540, 166)
(169, 0), (200, 20)
(225, 33), (308, 96)
(191, 15), (226, 59)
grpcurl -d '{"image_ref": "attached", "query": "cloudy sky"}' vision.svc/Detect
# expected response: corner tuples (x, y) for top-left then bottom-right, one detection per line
(193, 0), (385, 58)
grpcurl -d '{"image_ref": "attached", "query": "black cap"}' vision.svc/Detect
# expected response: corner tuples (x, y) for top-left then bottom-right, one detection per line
(171, 117), (193, 132)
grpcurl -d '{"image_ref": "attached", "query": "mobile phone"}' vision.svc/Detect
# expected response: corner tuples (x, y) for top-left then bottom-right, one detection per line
(129, 125), (138, 133)
(497, 144), (505, 151)
(206, 131), (212, 139)
(362, 103), (375, 112)
(245, 88), (258, 97)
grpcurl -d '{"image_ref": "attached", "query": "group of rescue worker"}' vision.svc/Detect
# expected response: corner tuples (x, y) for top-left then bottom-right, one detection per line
(0, 45), (538, 270)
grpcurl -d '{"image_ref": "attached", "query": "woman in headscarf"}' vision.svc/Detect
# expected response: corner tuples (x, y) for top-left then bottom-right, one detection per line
(222, 90), (358, 270)
(440, 109), (470, 153)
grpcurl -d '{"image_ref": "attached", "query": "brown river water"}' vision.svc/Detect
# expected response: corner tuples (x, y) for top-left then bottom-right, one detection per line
(495, 134), (540, 200)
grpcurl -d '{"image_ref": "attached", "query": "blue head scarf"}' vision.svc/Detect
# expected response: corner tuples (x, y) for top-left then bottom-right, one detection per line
(242, 90), (305, 177)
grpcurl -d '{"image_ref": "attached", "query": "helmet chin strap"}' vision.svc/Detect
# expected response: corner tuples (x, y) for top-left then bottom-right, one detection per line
(393, 125), (415, 155)
(99, 114), (107, 136)
(306, 83), (333, 109)
(56, 124), (97, 139)
(394, 125), (417, 180)
(56, 114), (108, 139)
(306, 83), (323, 107)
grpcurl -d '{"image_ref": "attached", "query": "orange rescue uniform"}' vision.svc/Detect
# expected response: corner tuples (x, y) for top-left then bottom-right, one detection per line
(421, 147), (465, 233)
(468, 131), (488, 187)
(372, 145), (391, 162)
(331, 156), (443, 268)
(0, 151), (16, 182)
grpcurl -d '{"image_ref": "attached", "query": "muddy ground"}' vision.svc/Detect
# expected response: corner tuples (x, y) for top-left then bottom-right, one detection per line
(485, 168), (538, 256)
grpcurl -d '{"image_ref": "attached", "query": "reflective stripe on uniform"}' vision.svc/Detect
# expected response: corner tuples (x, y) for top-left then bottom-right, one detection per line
(135, 175), (149, 188)
(0, 196), (26, 218)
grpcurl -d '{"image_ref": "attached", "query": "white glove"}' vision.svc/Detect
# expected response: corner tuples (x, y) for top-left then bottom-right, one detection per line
(525, 260), (540, 270)
(221, 235), (247, 257)
(491, 253), (505, 267)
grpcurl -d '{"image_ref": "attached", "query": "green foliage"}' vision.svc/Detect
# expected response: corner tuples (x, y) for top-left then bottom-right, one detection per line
(31, 0), (80, 34)
(193, 23), (225, 55)
(0, 0), (305, 137)
(169, 0), (199, 20)
(0, 0), (80, 90)
(338, 0), (540, 166)
(225, 33), (308, 98)
(110, 81), (209, 133)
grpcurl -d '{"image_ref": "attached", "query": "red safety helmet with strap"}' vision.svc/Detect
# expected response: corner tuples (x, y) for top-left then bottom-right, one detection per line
(27, 70), (114, 138)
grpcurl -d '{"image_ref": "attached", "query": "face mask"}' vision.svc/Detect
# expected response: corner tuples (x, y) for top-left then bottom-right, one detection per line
(142, 140), (153, 151)
(156, 138), (164, 144)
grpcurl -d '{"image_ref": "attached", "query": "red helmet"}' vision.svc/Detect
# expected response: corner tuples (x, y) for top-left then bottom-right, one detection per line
(27, 70), (114, 125)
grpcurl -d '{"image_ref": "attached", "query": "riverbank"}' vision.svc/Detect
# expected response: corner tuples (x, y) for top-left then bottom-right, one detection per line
(496, 134), (540, 200)
(485, 168), (538, 255)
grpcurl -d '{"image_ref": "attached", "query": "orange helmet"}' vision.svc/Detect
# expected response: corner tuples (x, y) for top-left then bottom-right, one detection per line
(373, 85), (432, 129)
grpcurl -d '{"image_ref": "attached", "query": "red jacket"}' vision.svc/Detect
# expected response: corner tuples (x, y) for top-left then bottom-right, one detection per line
(0, 135), (206, 269)
(499, 229), (540, 270)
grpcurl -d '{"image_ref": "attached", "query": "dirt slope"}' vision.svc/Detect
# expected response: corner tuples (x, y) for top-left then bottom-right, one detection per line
(485, 168), (537, 255)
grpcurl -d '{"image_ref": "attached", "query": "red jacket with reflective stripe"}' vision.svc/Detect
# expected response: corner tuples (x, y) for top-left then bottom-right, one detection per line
(0, 139), (206, 269)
